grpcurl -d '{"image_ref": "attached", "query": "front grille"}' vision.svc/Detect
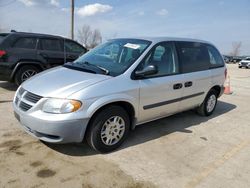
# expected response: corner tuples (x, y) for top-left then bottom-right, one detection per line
(15, 87), (43, 112)
(19, 101), (32, 111)
(14, 96), (19, 105)
(24, 92), (42, 103)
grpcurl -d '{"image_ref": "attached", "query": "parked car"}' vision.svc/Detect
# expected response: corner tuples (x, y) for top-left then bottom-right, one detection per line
(223, 55), (234, 64)
(0, 31), (87, 85)
(238, 57), (250, 68)
(231, 56), (242, 64)
(13, 37), (226, 152)
(223, 55), (230, 63)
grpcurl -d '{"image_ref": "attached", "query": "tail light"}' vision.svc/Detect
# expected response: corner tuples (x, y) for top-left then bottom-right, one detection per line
(0, 50), (6, 57)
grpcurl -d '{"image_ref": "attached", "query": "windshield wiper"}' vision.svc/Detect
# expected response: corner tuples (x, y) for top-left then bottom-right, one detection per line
(63, 63), (96, 74)
(83, 61), (109, 75)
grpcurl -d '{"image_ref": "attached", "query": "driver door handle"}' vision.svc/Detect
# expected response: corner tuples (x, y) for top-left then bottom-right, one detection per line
(184, 81), (193, 87)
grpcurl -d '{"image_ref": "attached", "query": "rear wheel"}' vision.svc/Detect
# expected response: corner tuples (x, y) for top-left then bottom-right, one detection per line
(14, 65), (40, 86)
(197, 89), (218, 116)
(86, 105), (130, 153)
(238, 66), (242, 68)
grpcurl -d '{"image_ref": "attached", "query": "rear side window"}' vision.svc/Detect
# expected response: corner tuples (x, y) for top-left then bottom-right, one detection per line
(65, 40), (86, 53)
(206, 45), (224, 67)
(176, 42), (210, 73)
(13, 37), (37, 49)
(40, 38), (62, 51)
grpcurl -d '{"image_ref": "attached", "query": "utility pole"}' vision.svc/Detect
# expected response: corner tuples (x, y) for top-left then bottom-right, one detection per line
(70, 0), (74, 40)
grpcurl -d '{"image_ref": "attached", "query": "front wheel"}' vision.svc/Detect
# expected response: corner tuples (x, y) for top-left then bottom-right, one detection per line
(197, 89), (218, 116)
(86, 105), (130, 153)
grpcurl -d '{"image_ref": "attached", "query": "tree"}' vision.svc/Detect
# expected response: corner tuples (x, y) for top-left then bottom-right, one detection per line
(88, 29), (102, 49)
(77, 25), (102, 49)
(230, 42), (242, 56)
(77, 24), (92, 48)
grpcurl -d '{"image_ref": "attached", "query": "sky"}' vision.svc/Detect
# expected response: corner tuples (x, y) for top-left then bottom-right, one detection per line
(0, 0), (250, 55)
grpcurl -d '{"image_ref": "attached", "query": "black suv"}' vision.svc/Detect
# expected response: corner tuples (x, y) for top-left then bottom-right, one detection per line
(0, 32), (87, 85)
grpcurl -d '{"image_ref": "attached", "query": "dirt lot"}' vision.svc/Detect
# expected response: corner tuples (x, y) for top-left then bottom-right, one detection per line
(0, 64), (249, 188)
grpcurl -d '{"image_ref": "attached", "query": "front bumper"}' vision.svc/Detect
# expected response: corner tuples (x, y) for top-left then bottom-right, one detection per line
(13, 102), (90, 143)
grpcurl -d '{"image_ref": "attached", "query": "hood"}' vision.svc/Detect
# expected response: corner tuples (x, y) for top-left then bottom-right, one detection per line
(22, 66), (111, 98)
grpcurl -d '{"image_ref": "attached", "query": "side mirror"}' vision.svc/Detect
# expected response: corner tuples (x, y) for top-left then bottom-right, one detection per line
(135, 65), (158, 78)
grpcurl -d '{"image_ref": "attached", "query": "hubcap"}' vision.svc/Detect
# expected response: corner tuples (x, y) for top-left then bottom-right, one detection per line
(101, 116), (125, 146)
(207, 94), (216, 113)
(21, 70), (37, 82)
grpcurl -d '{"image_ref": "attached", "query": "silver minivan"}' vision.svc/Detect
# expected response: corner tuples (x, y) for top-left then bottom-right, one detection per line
(13, 37), (226, 152)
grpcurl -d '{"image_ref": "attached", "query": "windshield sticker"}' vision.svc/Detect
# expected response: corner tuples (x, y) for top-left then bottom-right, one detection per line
(124, 43), (140, 49)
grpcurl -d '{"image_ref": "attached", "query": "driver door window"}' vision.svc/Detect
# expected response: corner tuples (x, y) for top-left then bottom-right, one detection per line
(137, 42), (182, 123)
(138, 42), (179, 77)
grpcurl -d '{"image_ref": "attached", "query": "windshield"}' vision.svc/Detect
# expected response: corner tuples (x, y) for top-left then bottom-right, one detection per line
(71, 39), (151, 76)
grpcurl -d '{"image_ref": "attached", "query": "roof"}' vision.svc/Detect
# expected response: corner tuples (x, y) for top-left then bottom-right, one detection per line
(115, 36), (212, 45)
(8, 31), (64, 39)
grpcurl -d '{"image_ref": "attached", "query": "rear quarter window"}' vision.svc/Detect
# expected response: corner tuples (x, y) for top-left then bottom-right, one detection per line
(0, 35), (5, 43)
(0, 34), (8, 43)
(0, 36), (4, 43)
(176, 42), (210, 73)
(65, 40), (86, 53)
(206, 45), (224, 68)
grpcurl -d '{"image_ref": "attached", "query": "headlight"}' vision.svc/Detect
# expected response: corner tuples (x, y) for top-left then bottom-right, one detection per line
(42, 98), (82, 114)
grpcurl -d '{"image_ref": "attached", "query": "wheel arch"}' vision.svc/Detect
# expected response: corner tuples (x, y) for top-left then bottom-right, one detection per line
(10, 61), (44, 81)
(92, 101), (135, 120)
(210, 85), (223, 97)
(85, 99), (137, 138)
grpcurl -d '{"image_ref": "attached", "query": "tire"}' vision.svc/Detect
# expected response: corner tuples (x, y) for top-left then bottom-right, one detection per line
(86, 105), (130, 153)
(14, 65), (40, 86)
(197, 89), (218, 116)
(238, 66), (242, 68)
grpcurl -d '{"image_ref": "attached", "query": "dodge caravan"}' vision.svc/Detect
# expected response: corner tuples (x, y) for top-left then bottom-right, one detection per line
(13, 37), (226, 152)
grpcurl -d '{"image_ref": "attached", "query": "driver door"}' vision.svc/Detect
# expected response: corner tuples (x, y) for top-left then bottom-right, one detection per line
(136, 42), (184, 123)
